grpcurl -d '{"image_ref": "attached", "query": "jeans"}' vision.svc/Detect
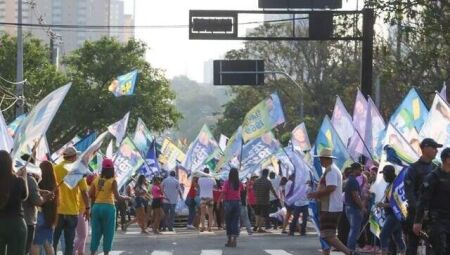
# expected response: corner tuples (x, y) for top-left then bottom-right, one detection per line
(185, 198), (196, 225)
(224, 200), (241, 237)
(345, 205), (363, 251)
(163, 203), (176, 231)
(90, 204), (116, 253)
(53, 214), (78, 255)
(0, 216), (27, 255)
(380, 213), (406, 252)
(240, 205), (252, 233)
(290, 205), (309, 235)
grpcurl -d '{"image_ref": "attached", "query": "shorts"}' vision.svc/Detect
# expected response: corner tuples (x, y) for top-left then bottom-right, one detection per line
(319, 211), (341, 238)
(200, 198), (214, 207)
(151, 198), (162, 209)
(135, 196), (148, 209)
(254, 204), (269, 217)
(33, 212), (53, 246)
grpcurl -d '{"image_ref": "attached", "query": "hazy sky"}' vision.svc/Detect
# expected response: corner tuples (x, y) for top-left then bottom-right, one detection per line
(125, 0), (361, 83)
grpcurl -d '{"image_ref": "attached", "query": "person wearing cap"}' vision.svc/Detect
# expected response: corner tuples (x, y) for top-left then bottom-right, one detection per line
(89, 158), (130, 255)
(377, 165), (406, 255)
(413, 147), (450, 255)
(404, 138), (442, 255)
(308, 149), (351, 255)
(53, 147), (90, 255)
(161, 171), (183, 232)
(343, 162), (366, 253)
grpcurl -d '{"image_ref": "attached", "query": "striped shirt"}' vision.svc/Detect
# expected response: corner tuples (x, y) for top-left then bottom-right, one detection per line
(253, 177), (273, 205)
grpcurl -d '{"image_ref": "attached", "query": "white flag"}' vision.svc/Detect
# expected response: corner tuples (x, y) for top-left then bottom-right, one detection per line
(219, 134), (229, 151)
(35, 136), (50, 162)
(106, 140), (114, 158)
(0, 111), (13, 152)
(12, 83), (71, 159)
(348, 90), (371, 159)
(419, 93), (450, 147)
(331, 96), (354, 147)
(108, 112), (130, 146)
(440, 83), (447, 103)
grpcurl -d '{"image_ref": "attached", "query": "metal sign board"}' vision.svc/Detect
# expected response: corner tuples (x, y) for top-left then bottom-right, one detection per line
(213, 60), (265, 86)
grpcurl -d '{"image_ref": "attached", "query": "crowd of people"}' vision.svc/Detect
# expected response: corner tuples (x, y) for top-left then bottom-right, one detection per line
(0, 137), (449, 254)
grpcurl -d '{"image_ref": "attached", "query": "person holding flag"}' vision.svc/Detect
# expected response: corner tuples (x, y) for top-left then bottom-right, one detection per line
(53, 147), (90, 255)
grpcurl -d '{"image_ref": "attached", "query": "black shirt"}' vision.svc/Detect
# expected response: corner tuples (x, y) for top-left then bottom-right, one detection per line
(0, 176), (27, 218)
(404, 158), (437, 210)
(415, 168), (450, 224)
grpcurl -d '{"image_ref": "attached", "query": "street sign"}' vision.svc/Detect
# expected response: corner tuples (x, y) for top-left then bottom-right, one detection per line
(259, 0), (342, 9)
(213, 60), (265, 86)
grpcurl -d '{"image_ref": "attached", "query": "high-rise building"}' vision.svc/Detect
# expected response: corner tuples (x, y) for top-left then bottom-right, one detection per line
(0, 0), (134, 56)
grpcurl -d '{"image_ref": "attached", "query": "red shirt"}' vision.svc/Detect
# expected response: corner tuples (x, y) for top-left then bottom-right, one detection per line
(247, 181), (256, 205)
(152, 184), (163, 199)
(222, 180), (243, 201)
(187, 185), (197, 199)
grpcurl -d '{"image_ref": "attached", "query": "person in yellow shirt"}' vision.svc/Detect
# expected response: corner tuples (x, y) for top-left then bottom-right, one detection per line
(89, 158), (130, 255)
(53, 147), (90, 255)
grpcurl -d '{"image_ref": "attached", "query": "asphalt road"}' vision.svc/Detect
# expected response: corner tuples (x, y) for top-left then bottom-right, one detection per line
(77, 227), (324, 255)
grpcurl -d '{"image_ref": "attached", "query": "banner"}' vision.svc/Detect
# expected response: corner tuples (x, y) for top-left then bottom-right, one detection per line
(284, 149), (311, 206)
(215, 127), (243, 173)
(419, 93), (450, 148)
(219, 134), (229, 151)
(132, 118), (153, 156)
(347, 90), (371, 159)
(7, 114), (26, 138)
(242, 93), (285, 142)
(139, 139), (160, 179)
(108, 112), (130, 146)
(331, 96), (354, 147)
(160, 139), (186, 171)
(390, 167), (408, 221)
(314, 115), (353, 176)
(108, 70), (138, 97)
(240, 132), (280, 178)
(291, 122), (311, 152)
(64, 131), (108, 188)
(114, 137), (145, 189)
(183, 124), (219, 173)
(12, 83), (71, 158)
(383, 123), (419, 165)
(365, 97), (386, 159)
(106, 140), (114, 159)
(0, 111), (13, 152)
(390, 88), (428, 141)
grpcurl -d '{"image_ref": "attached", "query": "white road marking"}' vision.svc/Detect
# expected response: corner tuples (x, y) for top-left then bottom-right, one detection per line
(264, 249), (293, 255)
(200, 249), (223, 255)
(151, 250), (174, 255)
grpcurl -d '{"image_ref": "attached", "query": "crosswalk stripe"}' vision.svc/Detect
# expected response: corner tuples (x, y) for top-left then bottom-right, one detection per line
(200, 249), (223, 255)
(264, 249), (293, 255)
(99, 252), (125, 255)
(151, 250), (173, 255)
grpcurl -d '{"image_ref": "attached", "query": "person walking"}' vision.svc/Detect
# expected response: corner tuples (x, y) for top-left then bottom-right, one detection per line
(161, 171), (183, 232)
(253, 169), (279, 233)
(132, 175), (149, 234)
(289, 173), (312, 236)
(307, 149), (351, 255)
(89, 158), (130, 255)
(151, 177), (165, 234)
(198, 168), (216, 232)
(31, 161), (58, 255)
(240, 180), (253, 235)
(413, 147), (450, 255)
(74, 176), (90, 255)
(53, 147), (90, 255)
(213, 181), (224, 230)
(344, 163), (366, 253)
(0, 150), (28, 255)
(404, 138), (441, 255)
(222, 168), (243, 247)
(185, 177), (199, 230)
(377, 165), (406, 255)
(268, 172), (281, 229)
(247, 175), (257, 230)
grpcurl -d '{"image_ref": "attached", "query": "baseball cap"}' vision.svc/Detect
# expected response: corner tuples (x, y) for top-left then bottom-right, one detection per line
(420, 138), (443, 148)
(102, 158), (114, 169)
(440, 148), (450, 162)
(380, 165), (395, 174)
(63, 147), (78, 157)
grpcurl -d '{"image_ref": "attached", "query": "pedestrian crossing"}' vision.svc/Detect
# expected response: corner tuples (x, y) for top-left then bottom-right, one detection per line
(143, 249), (300, 255)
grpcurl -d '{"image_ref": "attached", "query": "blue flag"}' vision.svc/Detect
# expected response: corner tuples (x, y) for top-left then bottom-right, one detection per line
(390, 167), (408, 221)
(108, 70), (138, 97)
(74, 132), (97, 152)
(140, 140), (160, 179)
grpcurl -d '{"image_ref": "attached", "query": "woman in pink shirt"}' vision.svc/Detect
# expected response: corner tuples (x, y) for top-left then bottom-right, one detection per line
(151, 177), (165, 234)
(222, 168), (243, 248)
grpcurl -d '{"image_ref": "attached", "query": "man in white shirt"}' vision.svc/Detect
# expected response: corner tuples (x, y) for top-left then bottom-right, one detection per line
(308, 149), (351, 255)
(161, 171), (183, 232)
(198, 168), (216, 232)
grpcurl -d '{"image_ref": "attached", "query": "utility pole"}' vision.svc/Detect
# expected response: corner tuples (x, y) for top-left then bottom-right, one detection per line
(107, 0), (111, 37)
(16, 0), (24, 117)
